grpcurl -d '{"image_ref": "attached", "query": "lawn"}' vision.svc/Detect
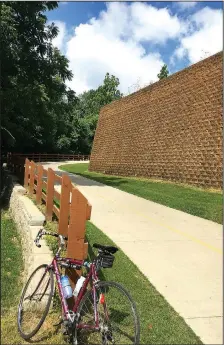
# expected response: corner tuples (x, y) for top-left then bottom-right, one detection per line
(59, 163), (222, 224)
(27, 194), (203, 344)
(1, 211), (24, 312)
(1, 211), (66, 345)
(41, 219), (203, 344)
(85, 221), (202, 344)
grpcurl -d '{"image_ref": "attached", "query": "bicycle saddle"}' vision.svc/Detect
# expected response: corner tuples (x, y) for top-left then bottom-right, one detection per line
(93, 243), (118, 254)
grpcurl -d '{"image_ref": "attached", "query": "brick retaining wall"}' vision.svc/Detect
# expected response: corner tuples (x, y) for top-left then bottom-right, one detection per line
(90, 52), (223, 188)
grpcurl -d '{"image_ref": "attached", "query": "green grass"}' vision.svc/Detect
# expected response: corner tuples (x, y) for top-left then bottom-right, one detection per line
(1, 211), (66, 345)
(1, 211), (23, 311)
(36, 219), (203, 344)
(27, 193), (202, 344)
(85, 221), (202, 344)
(59, 163), (222, 224)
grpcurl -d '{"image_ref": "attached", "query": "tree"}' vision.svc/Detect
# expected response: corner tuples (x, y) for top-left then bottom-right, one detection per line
(0, 1), (77, 153)
(0, 2), (122, 155)
(69, 73), (123, 154)
(157, 64), (169, 80)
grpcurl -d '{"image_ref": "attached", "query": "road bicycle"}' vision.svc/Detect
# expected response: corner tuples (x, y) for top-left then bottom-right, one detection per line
(17, 229), (140, 344)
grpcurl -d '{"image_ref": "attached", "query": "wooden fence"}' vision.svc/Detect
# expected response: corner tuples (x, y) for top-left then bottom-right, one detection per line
(7, 155), (26, 184)
(7, 152), (90, 163)
(10, 157), (92, 291)
(25, 158), (91, 259)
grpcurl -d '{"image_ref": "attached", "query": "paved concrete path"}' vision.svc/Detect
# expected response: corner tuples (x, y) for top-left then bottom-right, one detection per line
(43, 161), (223, 345)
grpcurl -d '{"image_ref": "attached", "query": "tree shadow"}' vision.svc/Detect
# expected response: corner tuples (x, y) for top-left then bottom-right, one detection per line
(38, 160), (89, 165)
(0, 168), (15, 210)
(53, 170), (129, 189)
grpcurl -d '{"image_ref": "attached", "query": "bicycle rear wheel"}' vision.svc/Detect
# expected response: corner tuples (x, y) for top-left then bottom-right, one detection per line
(73, 281), (140, 345)
(17, 264), (54, 340)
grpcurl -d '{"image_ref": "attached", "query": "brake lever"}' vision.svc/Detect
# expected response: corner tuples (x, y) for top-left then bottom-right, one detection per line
(35, 241), (41, 248)
(34, 229), (44, 248)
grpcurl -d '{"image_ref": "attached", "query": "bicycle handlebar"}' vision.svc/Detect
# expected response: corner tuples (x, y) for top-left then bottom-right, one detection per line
(34, 229), (68, 248)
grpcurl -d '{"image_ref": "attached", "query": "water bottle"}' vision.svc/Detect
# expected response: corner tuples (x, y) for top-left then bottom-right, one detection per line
(61, 275), (73, 299)
(73, 276), (86, 297)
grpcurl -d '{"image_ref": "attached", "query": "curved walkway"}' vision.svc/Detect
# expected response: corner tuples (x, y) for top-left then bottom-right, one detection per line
(43, 161), (223, 344)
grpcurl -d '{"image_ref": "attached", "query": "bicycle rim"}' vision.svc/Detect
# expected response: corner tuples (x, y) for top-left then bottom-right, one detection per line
(74, 281), (140, 345)
(17, 264), (54, 340)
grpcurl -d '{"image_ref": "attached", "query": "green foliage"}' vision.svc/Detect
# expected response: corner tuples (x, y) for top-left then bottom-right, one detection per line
(1, 2), (122, 155)
(1, 1), (77, 153)
(69, 73), (123, 154)
(1, 127), (16, 150)
(157, 64), (169, 80)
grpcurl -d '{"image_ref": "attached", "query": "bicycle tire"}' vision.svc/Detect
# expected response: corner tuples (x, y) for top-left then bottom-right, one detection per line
(73, 281), (140, 345)
(17, 264), (54, 340)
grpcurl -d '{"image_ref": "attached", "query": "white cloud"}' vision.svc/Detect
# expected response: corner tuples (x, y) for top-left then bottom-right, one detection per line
(176, 2), (197, 10)
(64, 2), (188, 94)
(51, 3), (222, 95)
(66, 31), (164, 94)
(51, 20), (67, 51)
(172, 7), (223, 64)
(130, 3), (187, 43)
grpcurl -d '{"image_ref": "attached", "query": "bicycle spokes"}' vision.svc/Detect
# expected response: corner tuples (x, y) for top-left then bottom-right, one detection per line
(75, 282), (138, 344)
(18, 265), (54, 339)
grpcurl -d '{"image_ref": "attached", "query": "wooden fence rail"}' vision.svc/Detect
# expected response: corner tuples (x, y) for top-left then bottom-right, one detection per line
(8, 156), (92, 290)
(7, 155), (26, 184)
(7, 152), (90, 163)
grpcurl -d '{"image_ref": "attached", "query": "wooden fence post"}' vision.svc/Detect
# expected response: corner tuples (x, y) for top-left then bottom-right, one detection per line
(86, 202), (92, 221)
(24, 158), (30, 187)
(67, 188), (87, 260)
(46, 168), (55, 220)
(66, 188), (88, 289)
(36, 164), (44, 204)
(58, 174), (71, 236)
(29, 161), (35, 194)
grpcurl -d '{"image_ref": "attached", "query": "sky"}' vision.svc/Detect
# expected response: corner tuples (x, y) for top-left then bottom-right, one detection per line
(47, 1), (223, 95)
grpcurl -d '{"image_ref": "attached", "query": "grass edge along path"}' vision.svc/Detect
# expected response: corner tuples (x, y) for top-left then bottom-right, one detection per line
(1, 210), (24, 313)
(59, 163), (222, 224)
(29, 193), (203, 345)
(43, 220), (203, 344)
(1, 210), (66, 345)
(27, 193), (202, 344)
(85, 221), (202, 345)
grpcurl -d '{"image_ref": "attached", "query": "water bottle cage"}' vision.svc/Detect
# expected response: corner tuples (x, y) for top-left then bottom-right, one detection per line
(59, 262), (82, 270)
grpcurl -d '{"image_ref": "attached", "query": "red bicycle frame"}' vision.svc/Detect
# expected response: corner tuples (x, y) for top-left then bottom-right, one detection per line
(49, 256), (101, 330)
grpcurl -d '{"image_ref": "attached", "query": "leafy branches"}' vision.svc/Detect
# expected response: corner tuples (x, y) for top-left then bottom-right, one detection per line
(1, 2), (122, 154)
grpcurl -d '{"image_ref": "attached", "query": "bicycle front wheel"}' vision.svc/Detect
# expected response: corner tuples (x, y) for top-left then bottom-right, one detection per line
(74, 281), (140, 345)
(17, 264), (54, 340)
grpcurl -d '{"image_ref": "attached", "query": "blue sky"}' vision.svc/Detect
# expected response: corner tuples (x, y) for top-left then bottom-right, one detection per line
(46, 1), (223, 95)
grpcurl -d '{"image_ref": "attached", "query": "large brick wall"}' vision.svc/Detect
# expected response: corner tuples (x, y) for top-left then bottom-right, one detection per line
(90, 52), (223, 188)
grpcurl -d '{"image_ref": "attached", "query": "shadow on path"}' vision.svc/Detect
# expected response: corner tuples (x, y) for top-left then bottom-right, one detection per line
(54, 169), (130, 189)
